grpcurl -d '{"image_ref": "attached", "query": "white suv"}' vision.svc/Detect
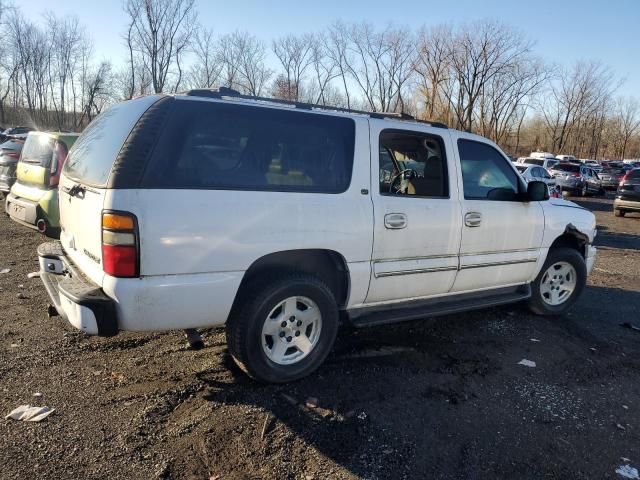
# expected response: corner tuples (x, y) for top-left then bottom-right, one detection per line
(38, 89), (597, 383)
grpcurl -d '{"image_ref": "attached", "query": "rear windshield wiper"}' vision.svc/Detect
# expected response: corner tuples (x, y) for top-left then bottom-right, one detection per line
(64, 183), (86, 198)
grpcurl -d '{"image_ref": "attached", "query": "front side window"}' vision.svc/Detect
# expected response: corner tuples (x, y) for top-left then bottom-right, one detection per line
(458, 139), (520, 201)
(378, 130), (448, 198)
(143, 101), (355, 193)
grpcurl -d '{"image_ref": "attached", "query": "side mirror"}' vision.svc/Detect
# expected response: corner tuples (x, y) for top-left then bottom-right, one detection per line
(526, 181), (549, 202)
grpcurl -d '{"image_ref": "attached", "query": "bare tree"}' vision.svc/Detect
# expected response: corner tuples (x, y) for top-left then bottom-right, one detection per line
(187, 27), (223, 89)
(614, 97), (640, 159)
(272, 33), (314, 101)
(124, 0), (196, 93)
(218, 31), (272, 96)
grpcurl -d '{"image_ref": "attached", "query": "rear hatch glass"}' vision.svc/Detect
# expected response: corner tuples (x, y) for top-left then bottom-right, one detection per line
(552, 164), (580, 172)
(63, 95), (163, 187)
(20, 134), (54, 167)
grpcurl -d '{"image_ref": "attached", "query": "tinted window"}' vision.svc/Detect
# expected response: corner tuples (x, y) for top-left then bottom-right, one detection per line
(64, 95), (161, 186)
(524, 158), (544, 166)
(515, 165), (527, 173)
(552, 164), (580, 173)
(458, 139), (520, 201)
(142, 100), (355, 193)
(378, 130), (448, 197)
(20, 134), (54, 167)
(627, 169), (640, 179)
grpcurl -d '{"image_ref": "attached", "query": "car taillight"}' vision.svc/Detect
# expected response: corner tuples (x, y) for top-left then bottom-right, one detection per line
(570, 172), (581, 177)
(6, 151), (18, 158)
(621, 174), (629, 183)
(102, 211), (139, 278)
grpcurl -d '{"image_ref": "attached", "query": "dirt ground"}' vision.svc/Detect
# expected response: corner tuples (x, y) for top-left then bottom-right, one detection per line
(1, 195), (639, 480)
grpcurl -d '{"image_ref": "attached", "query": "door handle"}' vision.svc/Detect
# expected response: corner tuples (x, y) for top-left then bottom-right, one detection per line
(384, 213), (407, 229)
(464, 212), (482, 227)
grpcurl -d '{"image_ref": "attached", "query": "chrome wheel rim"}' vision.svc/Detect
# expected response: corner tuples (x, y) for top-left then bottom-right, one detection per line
(261, 296), (322, 365)
(540, 261), (577, 306)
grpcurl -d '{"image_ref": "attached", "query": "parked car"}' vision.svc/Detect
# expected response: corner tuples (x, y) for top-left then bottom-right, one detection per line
(556, 154), (577, 162)
(517, 156), (559, 171)
(614, 168), (640, 217)
(0, 126), (33, 143)
(582, 160), (603, 173)
(549, 163), (603, 196)
(515, 164), (556, 188)
(5, 131), (79, 236)
(36, 90), (597, 383)
(0, 138), (26, 194)
(599, 168), (625, 190)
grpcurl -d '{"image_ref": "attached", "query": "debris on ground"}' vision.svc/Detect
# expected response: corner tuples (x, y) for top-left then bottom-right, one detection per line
(16, 292), (27, 300)
(517, 359), (537, 368)
(615, 464), (639, 479)
(27, 272), (40, 279)
(5, 405), (55, 422)
(337, 346), (417, 360)
(260, 413), (272, 440)
(530, 338), (541, 343)
(0, 268), (10, 274)
(305, 397), (319, 408)
(616, 423), (626, 431)
(183, 329), (205, 350)
(621, 323), (640, 333)
(280, 393), (297, 406)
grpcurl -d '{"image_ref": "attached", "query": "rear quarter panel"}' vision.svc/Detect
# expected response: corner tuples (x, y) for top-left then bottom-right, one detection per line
(102, 117), (374, 308)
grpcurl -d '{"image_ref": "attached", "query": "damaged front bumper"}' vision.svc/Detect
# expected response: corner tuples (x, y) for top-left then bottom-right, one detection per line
(38, 241), (118, 336)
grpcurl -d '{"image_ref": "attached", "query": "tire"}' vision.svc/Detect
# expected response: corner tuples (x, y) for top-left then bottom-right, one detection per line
(528, 247), (587, 316)
(580, 184), (588, 197)
(226, 273), (339, 383)
(614, 209), (625, 217)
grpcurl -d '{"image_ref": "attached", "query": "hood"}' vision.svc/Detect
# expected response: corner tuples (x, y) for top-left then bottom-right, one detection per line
(547, 198), (587, 210)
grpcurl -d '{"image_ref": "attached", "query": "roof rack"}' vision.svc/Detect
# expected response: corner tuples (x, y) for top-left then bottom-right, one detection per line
(184, 87), (448, 129)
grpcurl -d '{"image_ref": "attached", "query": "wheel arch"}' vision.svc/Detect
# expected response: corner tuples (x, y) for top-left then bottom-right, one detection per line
(549, 224), (589, 258)
(232, 249), (351, 310)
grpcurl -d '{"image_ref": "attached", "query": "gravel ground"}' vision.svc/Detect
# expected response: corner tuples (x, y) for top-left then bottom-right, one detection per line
(1, 195), (639, 480)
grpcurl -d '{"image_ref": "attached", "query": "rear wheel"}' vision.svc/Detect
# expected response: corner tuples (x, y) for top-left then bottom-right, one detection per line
(614, 209), (625, 217)
(226, 273), (339, 383)
(528, 247), (587, 316)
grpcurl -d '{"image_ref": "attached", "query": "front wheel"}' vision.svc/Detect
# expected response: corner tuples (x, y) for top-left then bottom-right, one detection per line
(226, 273), (339, 383)
(528, 247), (587, 316)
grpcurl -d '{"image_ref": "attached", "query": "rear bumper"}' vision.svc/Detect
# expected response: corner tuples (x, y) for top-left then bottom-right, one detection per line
(614, 198), (640, 212)
(38, 241), (118, 336)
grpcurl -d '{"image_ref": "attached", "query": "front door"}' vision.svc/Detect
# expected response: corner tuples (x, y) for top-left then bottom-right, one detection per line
(366, 125), (461, 304)
(452, 135), (545, 293)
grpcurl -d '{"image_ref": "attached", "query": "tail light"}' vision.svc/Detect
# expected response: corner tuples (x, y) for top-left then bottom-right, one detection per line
(102, 211), (139, 278)
(6, 151), (19, 158)
(570, 172), (581, 177)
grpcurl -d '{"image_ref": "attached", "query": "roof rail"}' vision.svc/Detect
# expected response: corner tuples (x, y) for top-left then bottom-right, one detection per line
(184, 88), (448, 129)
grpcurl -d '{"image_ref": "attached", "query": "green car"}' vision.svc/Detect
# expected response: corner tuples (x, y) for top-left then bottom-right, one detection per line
(5, 131), (79, 237)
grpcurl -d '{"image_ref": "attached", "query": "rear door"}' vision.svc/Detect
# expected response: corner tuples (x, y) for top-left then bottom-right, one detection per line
(452, 134), (544, 293)
(366, 123), (461, 303)
(59, 95), (162, 285)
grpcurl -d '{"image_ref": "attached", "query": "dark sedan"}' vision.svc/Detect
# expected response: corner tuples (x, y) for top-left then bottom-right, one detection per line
(0, 138), (25, 194)
(614, 168), (640, 217)
(599, 168), (625, 190)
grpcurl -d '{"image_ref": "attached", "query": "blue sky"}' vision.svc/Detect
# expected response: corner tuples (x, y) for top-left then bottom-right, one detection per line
(21, 0), (640, 97)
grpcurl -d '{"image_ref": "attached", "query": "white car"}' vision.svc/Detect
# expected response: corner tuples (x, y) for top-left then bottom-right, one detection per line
(517, 156), (559, 171)
(516, 164), (556, 188)
(37, 89), (597, 382)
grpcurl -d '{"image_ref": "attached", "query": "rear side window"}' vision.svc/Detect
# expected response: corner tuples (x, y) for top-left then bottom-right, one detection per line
(142, 100), (355, 193)
(64, 95), (162, 186)
(458, 139), (520, 201)
(628, 169), (640, 179)
(21, 135), (54, 167)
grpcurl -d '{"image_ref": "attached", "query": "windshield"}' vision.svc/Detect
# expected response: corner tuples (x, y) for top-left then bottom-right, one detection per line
(20, 134), (54, 166)
(552, 164), (580, 172)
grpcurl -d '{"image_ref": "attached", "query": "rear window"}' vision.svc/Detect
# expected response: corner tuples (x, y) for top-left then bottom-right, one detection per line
(63, 95), (162, 186)
(523, 158), (544, 166)
(20, 134), (54, 166)
(142, 100), (356, 193)
(552, 164), (580, 172)
(0, 140), (24, 151)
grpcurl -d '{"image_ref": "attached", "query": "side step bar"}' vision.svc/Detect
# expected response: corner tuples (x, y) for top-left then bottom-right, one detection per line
(347, 285), (531, 328)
